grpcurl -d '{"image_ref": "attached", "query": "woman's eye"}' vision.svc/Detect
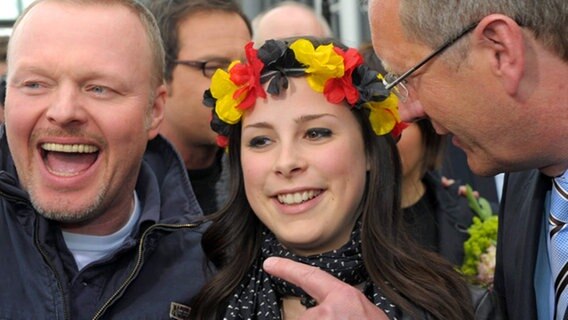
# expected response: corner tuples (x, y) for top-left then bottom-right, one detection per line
(248, 136), (272, 148)
(305, 128), (332, 140)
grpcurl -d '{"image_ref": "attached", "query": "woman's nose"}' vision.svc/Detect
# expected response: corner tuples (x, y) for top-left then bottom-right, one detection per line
(272, 142), (308, 178)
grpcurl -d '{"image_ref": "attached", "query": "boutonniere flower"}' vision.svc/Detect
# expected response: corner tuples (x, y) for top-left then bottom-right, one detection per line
(461, 185), (498, 287)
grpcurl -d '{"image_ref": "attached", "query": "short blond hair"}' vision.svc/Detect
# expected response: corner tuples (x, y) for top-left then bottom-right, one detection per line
(10, 0), (165, 87)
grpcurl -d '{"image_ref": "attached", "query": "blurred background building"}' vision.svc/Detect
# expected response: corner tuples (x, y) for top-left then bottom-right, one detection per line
(0, 0), (34, 36)
(0, 0), (372, 48)
(241, 0), (371, 47)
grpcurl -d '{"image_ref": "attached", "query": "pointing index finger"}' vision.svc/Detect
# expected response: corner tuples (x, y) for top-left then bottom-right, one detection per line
(263, 256), (340, 301)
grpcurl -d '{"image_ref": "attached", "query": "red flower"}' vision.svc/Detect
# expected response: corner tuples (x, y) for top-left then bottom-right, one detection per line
(391, 121), (409, 139)
(216, 135), (229, 148)
(230, 42), (267, 110)
(323, 47), (363, 105)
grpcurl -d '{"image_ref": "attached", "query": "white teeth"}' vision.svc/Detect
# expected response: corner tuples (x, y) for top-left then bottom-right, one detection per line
(41, 143), (99, 153)
(277, 190), (321, 205)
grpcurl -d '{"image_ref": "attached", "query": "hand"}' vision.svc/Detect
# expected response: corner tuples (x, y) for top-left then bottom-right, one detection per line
(263, 257), (389, 320)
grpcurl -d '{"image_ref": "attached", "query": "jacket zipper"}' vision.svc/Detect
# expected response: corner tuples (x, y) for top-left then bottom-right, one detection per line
(1, 187), (199, 319)
(35, 234), (71, 320)
(91, 223), (198, 320)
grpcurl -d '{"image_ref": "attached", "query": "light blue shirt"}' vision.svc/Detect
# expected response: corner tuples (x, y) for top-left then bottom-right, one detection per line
(494, 173), (505, 202)
(538, 169), (568, 320)
(62, 192), (141, 270)
(535, 192), (553, 320)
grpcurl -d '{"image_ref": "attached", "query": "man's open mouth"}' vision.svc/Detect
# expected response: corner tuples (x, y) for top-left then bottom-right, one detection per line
(41, 143), (99, 177)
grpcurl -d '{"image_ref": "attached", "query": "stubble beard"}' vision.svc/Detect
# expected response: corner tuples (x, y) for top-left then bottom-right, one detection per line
(29, 185), (108, 224)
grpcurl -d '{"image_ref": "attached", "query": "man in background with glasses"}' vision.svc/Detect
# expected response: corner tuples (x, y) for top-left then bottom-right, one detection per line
(146, 0), (251, 214)
(369, 0), (567, 319)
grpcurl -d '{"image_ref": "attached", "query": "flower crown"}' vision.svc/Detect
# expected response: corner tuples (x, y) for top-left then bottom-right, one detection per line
(203, 38), (406, 148)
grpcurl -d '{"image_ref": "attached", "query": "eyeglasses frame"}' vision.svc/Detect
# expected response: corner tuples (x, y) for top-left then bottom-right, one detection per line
(383, 22), (479, 95)
(172, 59), (228, 78)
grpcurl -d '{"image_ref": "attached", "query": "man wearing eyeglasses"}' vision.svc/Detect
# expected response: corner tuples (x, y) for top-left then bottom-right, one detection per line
(146, 0), (251, 214)
(369, 0), (567, 319)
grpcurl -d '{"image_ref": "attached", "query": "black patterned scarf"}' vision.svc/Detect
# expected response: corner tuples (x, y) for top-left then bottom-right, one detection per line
(223, 224), (401, 319)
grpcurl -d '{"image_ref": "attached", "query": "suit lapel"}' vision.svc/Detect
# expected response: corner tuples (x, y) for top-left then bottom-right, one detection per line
(498, 170), (551, 319)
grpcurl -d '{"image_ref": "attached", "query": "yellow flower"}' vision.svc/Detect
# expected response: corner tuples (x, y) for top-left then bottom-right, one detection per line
(210, 62), (245, 124)
(290, 39), (344, 92)
(365, 93), (400, 135)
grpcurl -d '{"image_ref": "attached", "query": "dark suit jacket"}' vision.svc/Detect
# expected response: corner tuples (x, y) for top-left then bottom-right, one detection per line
(494, 170), (551, 320)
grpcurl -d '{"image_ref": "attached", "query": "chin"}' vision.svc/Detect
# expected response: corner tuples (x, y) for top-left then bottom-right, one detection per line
(468, 158), (504, 177)
(279, 236), (329, 256)
(30, 192), (104, 224)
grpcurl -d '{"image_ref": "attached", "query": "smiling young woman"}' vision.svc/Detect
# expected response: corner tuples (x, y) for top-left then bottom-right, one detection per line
(192, 37), (474, 320)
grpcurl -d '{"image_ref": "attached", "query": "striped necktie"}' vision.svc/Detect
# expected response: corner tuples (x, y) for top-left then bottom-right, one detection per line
(549, 172), (568, 320)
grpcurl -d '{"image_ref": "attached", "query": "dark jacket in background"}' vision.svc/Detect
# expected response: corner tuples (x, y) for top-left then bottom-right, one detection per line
(428, 171), (475, 266)
(187, 150), (230, 215)
(409, 171), (475, 266)
(0, 129), (210, 320)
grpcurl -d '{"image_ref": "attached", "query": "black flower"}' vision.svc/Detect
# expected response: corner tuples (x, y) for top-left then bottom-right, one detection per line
(203, 89), (216, 108)
(257, 40), (305, 95)
(352, 65), (390, 108)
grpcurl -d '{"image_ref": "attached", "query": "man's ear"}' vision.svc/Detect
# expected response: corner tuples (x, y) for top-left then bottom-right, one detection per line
(473, 14), (525, 96)
(147, 84), (166, 140)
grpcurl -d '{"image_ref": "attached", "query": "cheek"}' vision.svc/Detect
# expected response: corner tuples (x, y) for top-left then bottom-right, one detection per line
(5, 93), (41, 125)
(421, 77), (471, 117)
(396, 128), (423, 170)
(5, 100), (43, 154)
(241, 153), (274, 217)
(172, 71), (209, 95)
(241, 152), (269, 193)
(100, 106), (151, 157)
(316, 144), (365, 177)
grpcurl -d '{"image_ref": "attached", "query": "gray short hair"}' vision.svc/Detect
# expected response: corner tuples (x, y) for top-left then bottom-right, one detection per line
(399, 0), (567, 61)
